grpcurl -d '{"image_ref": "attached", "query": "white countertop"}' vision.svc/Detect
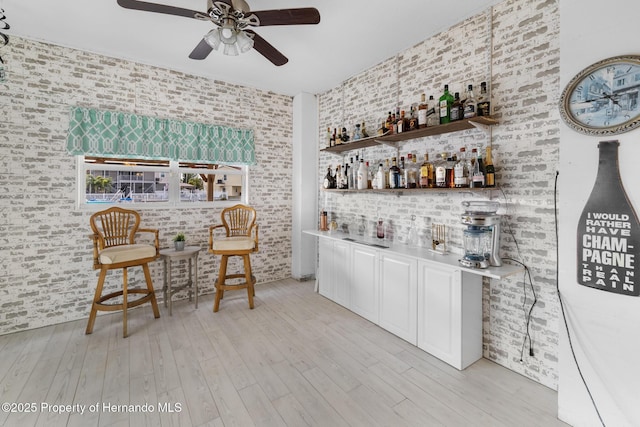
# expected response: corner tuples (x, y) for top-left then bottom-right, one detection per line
(303, 229), (524, 280)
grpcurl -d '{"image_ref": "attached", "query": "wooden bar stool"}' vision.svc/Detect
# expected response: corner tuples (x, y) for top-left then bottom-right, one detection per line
(86, 207), (161, 338)
(208, 204), (259, 312)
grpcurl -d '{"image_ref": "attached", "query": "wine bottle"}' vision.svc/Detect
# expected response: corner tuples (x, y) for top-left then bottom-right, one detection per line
(484, 146), (496, 188)
(577, 140), (640, 296)
(439, 84), (454, 124)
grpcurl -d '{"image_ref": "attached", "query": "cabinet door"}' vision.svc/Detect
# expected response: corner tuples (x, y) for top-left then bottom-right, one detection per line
(379, 253), (417, 344)
(332, 240), (351, 308)
(417, 261), (463, 368)
(318, 238), (335, 300)
(350, 245), (379, 323)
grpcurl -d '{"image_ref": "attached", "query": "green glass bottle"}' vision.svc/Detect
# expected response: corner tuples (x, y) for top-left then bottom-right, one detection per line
(439, 84), (454, 124)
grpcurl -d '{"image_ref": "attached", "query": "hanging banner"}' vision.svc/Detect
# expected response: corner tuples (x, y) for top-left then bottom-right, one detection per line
(577, 140), (640, 296)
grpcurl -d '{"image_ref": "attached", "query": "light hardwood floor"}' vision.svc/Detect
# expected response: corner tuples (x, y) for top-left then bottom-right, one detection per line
(0, 278), (568, 427)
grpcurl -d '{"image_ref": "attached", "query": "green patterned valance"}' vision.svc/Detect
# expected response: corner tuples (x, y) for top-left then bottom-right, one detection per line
(66, 106), (255, 165)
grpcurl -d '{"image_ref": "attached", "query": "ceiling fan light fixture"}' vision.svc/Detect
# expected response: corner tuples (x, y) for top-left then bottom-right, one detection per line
(236, 31), (254, 53)
(203, 28), (222, 50)
(220, 20), (237, 45)
(223, 42), (240, 57)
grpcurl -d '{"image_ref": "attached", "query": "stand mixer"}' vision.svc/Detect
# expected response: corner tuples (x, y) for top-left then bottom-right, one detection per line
(459, 201), (502, 268)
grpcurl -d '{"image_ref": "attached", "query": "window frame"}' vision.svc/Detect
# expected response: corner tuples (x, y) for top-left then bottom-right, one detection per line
(76, 155), (249, 210)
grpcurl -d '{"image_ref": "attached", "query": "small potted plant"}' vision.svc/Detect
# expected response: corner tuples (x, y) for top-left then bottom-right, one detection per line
(173, 232), (186, 251)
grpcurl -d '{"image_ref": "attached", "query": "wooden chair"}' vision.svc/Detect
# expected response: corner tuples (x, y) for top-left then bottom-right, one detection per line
(86, 207), (161, 337)
(208, 204), (259, 312)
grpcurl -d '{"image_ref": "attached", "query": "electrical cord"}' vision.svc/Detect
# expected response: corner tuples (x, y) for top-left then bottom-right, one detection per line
(498, 187), (538, 360)
(554, 170), (605, 427)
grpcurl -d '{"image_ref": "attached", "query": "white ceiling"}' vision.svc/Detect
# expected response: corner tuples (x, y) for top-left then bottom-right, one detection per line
(4, 0), (503, 96)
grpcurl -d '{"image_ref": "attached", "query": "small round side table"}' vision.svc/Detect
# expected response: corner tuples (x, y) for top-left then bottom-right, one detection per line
(159, 246), (201, 316)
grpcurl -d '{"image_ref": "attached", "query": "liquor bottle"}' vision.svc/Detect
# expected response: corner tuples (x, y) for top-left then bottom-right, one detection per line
(386, 111), (393, 134)
(407, 106), (417, 131)
(357, 158), (368, 190)
(427, 95), (438, 126)
(397, 110), (405, 133)
(420, 153), (434, 188)
(361, 121), (369, 138)
(389, 157), (401, 189)
(470, 148), (485, 188)
(375, 163), (384, 190)
(450, 92), (463, 121)
(577, 140), (640, 295)
(348, 157), (355, 189)
(333, 128), (340, 145)
(477, 81), (490, 117)
(418, 93), (428, 128)
(484, 146), (496, 188)
(446, 153), (457, 188)
(342, 163), (349, 189)
(323, 166), (336, 189)
(327, 127), (332, 147)
(463, 84), (476, 118)
(335, 164), (342, 189)
(376, 218), (385, 239)
(435, 152), (448, 188)
(409, 153), (419, 188)
(383, 158), (390, 189)
(439, 84), (454, 124)
(399, 156), (406, 188)
(403, 154), (410, 188)
(454, 147), (469, 188)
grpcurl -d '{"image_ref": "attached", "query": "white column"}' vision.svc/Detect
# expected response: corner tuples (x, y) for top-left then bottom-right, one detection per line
(291, 92), (318, 280)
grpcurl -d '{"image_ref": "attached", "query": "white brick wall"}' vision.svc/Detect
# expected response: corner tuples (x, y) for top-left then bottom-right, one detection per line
(318, 0), (560, 389)
(0, 37), (293, 335)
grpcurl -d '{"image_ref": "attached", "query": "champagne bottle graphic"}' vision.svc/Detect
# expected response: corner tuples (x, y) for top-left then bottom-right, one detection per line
(577, 140), (640, 296)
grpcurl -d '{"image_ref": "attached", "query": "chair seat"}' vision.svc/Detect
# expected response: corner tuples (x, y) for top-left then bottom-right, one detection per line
(211, 237), (256, 252)
(99, 244), (157, 265)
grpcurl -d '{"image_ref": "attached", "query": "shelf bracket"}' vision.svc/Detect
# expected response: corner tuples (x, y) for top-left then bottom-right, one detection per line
(469, 120), (494, 134)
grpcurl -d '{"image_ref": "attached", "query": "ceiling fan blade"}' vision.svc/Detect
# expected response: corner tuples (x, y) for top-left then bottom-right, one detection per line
(251, 8), (320, 26)
(245, 30), (288, 66)
(189, 39), (214, 60)
(117, 0), (205, 20)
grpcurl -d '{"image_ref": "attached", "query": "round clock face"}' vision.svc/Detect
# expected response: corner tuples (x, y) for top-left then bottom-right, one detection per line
(560, 55), (640, 136)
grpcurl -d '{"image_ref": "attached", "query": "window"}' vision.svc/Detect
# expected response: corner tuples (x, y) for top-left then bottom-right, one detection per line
(78, 156), (248, 208)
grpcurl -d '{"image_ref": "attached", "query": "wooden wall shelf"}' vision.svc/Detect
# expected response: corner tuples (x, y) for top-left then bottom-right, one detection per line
(320, 116), (498, 154)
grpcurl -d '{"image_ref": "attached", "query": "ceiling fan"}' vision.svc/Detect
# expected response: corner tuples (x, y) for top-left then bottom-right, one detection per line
(117, 0), (320, 66)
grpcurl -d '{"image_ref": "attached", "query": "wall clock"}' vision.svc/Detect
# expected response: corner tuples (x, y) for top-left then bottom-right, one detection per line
(559, 55), (640, 136)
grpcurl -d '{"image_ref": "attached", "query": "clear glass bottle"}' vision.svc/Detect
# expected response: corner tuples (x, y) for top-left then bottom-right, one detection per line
(418, 93), (428, 128)
(464, 84), (476, 118)
(383, 158), (390, 189)
(454, 147), (469, 188)
(477, 81), (490, 116)
(420, 153), (434, 188)
(427, 95), (438, 127)
(450, 92), (463, 121)
(470, 148), (485, 188)
(435, 152), (448, 188)
(408, 153), (419, 188)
